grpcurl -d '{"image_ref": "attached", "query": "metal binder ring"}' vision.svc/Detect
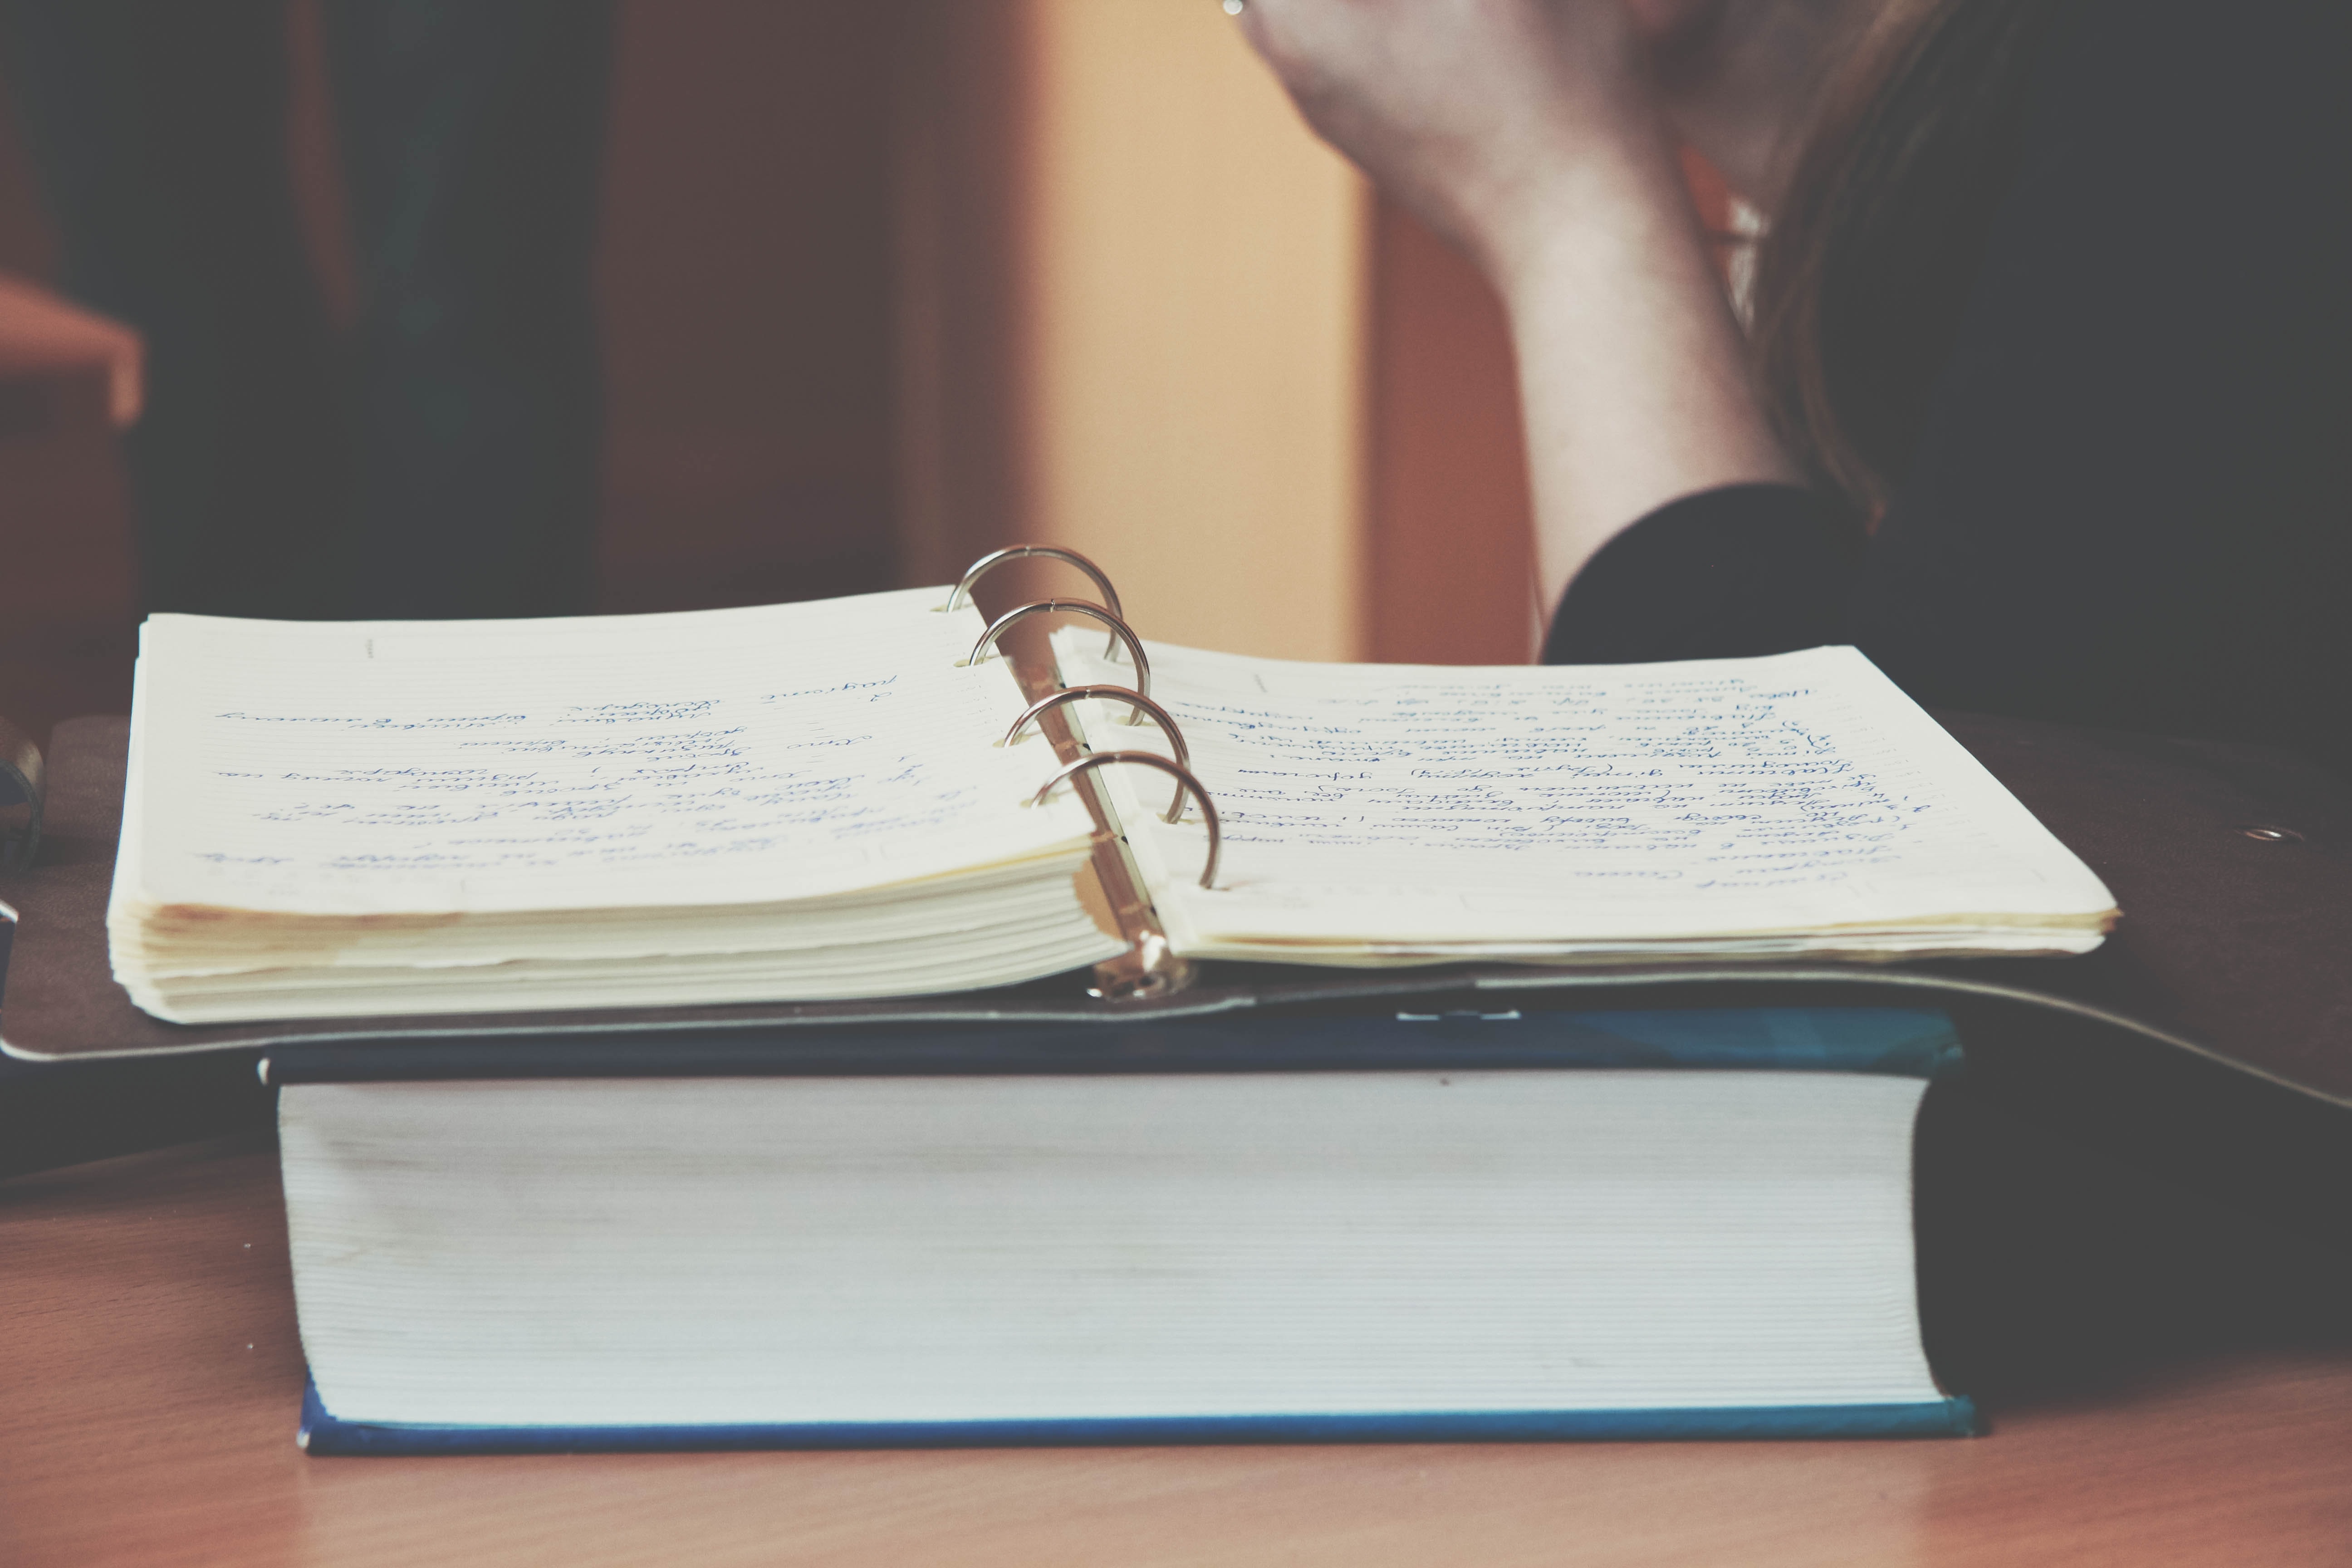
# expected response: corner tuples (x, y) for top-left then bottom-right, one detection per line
(1004, 685), (1191, 821)
(1030, 751), (1222, 890)
(967, 602), (1151, 723)
(946, 544), (1124, 658)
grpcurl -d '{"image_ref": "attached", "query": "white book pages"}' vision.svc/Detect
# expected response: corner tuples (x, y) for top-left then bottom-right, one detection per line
(115, 588), (1098, 920)
(1053, 638), (2116, 959)
(284, 1071), (1942, 1426)
(112, 857), (1102, 972)
(106, 591), (1128, 1020)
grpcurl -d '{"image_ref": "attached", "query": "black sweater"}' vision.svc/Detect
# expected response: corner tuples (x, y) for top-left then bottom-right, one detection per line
(1544, 0), (2352, 772)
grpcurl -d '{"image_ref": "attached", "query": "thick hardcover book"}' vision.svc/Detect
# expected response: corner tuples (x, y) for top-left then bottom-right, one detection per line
(272, 1005), (1978, 1454)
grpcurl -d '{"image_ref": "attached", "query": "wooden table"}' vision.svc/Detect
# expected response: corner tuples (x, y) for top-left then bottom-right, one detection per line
(5, 1136), (2349, 1568)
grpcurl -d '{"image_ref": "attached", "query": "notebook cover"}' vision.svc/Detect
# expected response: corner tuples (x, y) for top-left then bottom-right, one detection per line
(297, 1378), (1981, 1455)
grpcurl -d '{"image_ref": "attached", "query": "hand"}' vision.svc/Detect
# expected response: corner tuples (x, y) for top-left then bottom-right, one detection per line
(1232, 0), (1673, 279)
(1232, 0), (1800, 620)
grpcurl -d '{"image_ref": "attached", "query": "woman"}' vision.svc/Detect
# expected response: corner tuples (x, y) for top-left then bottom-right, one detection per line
(1233, 0), (2351, 768)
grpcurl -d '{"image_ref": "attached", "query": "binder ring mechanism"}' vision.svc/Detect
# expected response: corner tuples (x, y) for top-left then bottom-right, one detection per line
(1030, 752), (1222, 890)
(944, 544), (1126, 661)
(965, 601), (1153, 725)
(1003, 686), (1191, 822)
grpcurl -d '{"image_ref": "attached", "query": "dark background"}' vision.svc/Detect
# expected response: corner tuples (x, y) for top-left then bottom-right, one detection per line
(0, 0), (911, 738)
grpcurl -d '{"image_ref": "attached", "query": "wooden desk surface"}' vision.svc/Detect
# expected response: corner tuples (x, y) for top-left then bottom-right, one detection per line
(5, 1136), (2348, 1568)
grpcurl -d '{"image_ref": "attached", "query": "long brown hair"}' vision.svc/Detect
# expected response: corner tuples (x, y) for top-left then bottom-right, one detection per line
(1749, 0), (2079, 524)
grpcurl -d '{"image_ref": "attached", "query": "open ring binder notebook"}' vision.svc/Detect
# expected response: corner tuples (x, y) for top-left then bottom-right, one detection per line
(2, 547), (2346, 1452)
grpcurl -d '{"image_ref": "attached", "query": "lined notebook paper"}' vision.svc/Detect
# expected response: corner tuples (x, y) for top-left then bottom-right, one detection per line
(1055, 639), (2116, 963)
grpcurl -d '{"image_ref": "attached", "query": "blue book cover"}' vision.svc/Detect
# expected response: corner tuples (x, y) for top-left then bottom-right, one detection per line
(262, 1003), (1966, 1085)
(299, 1378), (1980, 1456)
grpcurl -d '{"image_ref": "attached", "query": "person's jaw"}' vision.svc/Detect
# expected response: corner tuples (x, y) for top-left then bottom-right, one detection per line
(1631, 0), (1895, 213)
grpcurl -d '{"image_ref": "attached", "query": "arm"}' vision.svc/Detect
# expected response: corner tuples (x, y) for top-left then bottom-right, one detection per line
(1499, 112), (1802, 614)
(1234, 0), (1800, 614)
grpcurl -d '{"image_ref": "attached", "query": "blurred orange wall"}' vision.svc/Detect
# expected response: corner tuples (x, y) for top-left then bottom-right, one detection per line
(898, 0), (1540, 666)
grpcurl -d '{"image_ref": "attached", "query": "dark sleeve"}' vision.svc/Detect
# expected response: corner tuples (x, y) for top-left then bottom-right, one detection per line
(1544, 0), (2352, 767)
(1539, 483), (1857, 666)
